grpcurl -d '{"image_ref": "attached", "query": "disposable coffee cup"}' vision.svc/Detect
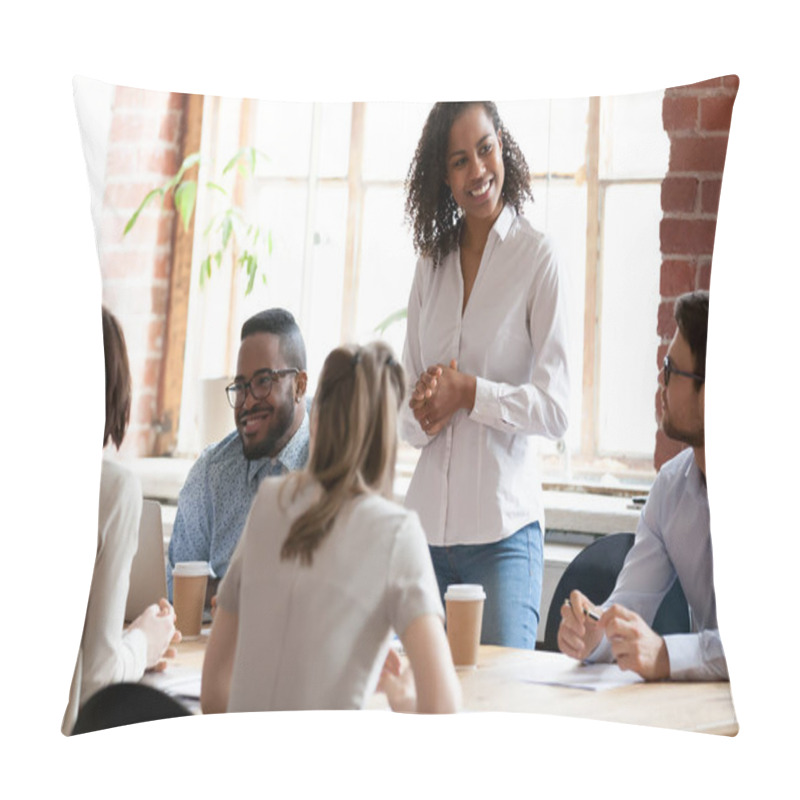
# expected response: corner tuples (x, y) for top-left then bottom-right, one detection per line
(172, 561), (211, 640)
(445, 584), (486, 669)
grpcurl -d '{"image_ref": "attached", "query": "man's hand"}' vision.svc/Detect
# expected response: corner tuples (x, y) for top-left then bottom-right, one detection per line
(557, 589), (604, 661)
(600, 605), (670, 680)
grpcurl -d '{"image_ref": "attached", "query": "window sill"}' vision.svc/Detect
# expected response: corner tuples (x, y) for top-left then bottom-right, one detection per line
(127, 457), (644, 543)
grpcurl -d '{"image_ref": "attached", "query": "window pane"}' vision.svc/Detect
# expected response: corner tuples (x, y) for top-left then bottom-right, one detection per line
(242, 181), (308, 315)
(254, 101), (314, 177)
(502, 98), (589, 175)
(599, 91), (669, 179)
(362, 102), (432, 181)
(239, 183), (349, 393)
(302, 185), (348, 392)
(318, 102), (351, 178)
(527, 180), (587, 456)
(354, 185), (417, 359)
(597, 183), (662, 456)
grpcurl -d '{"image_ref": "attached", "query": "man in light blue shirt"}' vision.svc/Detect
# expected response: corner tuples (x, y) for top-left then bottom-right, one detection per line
(167, 308), (310, 604)
(558, 290), (728, 681)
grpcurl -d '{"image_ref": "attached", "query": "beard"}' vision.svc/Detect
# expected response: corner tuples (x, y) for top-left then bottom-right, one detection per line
(661, 414), (704, 448)
(238, 398), (296, 460)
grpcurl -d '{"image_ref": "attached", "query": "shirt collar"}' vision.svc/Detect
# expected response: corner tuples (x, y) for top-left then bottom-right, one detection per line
(683, 449), (706, 496)
(245, 411), (310, 485)
(492, 204), (516, 241)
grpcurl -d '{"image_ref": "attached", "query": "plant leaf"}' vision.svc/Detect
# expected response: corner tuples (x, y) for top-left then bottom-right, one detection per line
(174, 180), (197, 231)
(123, 187), (164, 235)
(203, 214), (218, 238)
(267, 229), (273, 256)
(222, 149), (245, 176)
(168, 152), (201, 189)
(199, 255), (211, 288)
(221, 215), (233, 250)
(374, 307), (408, 335)
(206, 182), (227, 196)
(245, 255), (257, 295)
(222, 146), (266, 178)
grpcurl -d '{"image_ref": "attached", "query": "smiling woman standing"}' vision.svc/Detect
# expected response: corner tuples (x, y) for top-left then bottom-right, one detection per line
(400, 102), (571, 650)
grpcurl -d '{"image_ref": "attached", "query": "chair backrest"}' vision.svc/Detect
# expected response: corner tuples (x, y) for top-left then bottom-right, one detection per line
(125, 499), (168, 623)
(71, 683), (191, 735)
(541, 532), (690, 652)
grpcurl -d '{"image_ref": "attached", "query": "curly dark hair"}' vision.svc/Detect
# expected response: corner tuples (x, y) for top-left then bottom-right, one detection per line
(404, 101), (533, 266)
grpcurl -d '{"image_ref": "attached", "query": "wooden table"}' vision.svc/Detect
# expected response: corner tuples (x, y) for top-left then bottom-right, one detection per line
(148, 633), (737, 736)
(445, 646), (737, 735)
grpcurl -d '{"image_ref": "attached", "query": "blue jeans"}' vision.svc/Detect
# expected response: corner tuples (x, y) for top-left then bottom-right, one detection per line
(429, 522), (543, 650)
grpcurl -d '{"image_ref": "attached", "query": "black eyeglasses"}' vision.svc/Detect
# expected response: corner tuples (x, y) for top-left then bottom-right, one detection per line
(662, 355), (704, 387)
(225, 368), (300, 408)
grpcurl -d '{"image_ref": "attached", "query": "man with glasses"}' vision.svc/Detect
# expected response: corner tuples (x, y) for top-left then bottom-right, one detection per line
(558, 290), (728, 681)
(167, 308), (310, 606)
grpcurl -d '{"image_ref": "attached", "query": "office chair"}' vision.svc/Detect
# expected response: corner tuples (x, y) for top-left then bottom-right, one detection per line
(71, 683), (191, 735)
(541, 532), (690, 652)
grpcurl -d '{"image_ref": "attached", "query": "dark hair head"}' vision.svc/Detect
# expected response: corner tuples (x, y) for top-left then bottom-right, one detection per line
(674, 290), (709, 386)
(404, 101), (534, 266)
(281, 341), (405, 566)
(102, 306), (132, 449)
(241, 307), (306, 370)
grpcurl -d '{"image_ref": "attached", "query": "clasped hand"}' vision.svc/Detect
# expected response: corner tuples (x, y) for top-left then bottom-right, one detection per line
(409, 359), (465, 437)
(557, 589), (670, 681)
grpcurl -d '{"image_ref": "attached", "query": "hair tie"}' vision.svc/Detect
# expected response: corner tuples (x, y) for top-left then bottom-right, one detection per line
(352, 348), (362, 366)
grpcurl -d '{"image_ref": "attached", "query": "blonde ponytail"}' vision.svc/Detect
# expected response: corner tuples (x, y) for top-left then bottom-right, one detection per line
(281, 342), (405, 565)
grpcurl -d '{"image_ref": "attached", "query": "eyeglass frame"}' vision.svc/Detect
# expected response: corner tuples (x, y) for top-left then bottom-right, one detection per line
(662, 355), (704, 387)
(225, 367), (300, 408)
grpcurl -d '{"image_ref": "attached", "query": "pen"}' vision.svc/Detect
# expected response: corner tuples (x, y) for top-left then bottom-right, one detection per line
(563, 598), (601, 622)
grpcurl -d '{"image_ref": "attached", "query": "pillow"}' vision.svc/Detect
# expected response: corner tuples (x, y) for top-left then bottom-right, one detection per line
(69, 73), (738, 733)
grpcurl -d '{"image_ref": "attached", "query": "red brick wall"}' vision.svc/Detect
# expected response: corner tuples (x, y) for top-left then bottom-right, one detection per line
(655, 75), (738, 469)
(99, 87), (186, 457)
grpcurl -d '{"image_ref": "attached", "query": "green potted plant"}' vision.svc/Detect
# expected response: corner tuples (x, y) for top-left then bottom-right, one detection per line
(124, 146), (272, 295)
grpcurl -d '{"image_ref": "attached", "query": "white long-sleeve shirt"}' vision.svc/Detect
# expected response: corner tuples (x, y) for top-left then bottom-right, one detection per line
(588, 447), (729, 681)
(400, 205), (570, 546)
(62, 459), (148, 734)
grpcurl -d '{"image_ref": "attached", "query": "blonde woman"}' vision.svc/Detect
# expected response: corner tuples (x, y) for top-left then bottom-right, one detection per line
(201, 342), (460, 713)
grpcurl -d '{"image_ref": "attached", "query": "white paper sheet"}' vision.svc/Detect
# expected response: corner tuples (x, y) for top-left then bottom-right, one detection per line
(141, 665), (201, 700)
(525, 660), (645, 691)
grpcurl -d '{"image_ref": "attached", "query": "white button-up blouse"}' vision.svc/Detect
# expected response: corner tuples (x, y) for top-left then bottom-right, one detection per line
(400, 205), (570, 547)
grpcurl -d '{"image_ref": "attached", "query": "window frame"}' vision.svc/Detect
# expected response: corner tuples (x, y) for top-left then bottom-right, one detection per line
(174, 96), (666, 491)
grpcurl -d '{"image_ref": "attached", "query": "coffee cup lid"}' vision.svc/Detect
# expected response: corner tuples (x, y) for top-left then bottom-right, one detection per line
(444, 583), (486, 601)
(173, 561), (211, 577)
